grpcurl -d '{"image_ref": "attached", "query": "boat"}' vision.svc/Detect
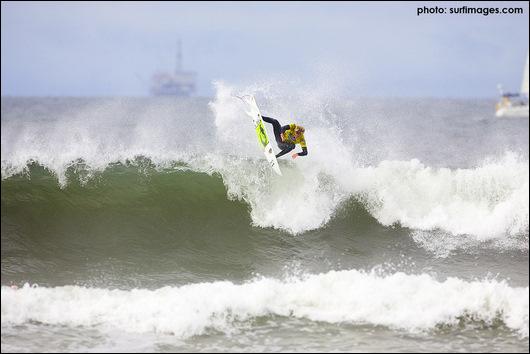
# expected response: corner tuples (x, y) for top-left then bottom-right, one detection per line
(495, 51), (529, 118)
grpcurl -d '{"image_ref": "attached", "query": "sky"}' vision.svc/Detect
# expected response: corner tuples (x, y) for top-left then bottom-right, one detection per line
(1, 1), (528, 98)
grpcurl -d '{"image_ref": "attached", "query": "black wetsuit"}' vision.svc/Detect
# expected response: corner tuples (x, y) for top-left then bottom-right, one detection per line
(262, 116), (308, 158)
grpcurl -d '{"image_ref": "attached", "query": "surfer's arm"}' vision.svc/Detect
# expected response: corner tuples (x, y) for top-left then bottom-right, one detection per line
(296, 137), (308, 156)
(292, 147), (308, 159)
(298, 147), (308, 156)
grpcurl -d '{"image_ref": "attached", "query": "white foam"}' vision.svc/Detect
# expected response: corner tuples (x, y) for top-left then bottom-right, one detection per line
(349, 155), (529, 240)
(2, 270), (528, 338)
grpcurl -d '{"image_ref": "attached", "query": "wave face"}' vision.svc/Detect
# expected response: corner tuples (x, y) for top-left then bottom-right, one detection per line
(2, 157), (528, 246)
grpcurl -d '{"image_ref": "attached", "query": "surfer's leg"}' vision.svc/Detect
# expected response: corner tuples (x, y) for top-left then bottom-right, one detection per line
(262, 116), (282, 144)
(276, 143), (295, 158)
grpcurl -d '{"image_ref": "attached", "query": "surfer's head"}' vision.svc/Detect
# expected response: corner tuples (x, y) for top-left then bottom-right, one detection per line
(295, 126), (305, 136)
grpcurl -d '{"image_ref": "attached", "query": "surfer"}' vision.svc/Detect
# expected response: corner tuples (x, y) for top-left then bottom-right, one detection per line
(262, 116), (308, 159)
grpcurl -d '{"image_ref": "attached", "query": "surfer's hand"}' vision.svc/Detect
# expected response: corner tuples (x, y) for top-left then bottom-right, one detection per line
(292, 153), (299, 159)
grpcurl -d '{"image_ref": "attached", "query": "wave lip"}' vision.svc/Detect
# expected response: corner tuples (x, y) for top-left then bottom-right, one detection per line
(2, 270), (528, 338)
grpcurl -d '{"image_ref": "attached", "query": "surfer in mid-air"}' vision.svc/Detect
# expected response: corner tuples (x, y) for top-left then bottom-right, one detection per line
(262, 116), (308, 159)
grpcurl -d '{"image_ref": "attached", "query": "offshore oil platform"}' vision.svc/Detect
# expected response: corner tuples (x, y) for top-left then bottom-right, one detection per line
(150, 40), (196, 96)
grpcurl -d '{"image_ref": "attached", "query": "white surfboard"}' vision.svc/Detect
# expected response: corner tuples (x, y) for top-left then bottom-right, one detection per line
(237, 95), (282, 175)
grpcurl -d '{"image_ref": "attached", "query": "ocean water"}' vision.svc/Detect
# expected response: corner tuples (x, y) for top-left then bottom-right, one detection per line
(1, 82), (529, 352)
